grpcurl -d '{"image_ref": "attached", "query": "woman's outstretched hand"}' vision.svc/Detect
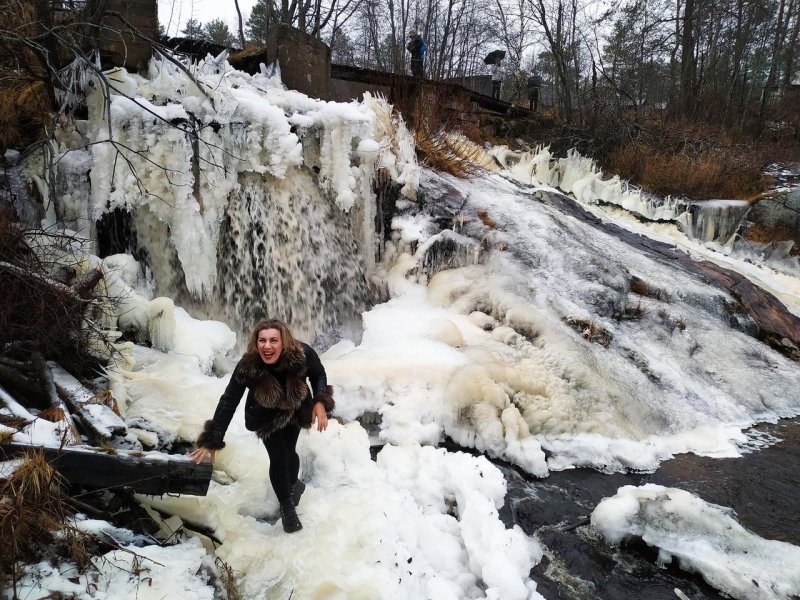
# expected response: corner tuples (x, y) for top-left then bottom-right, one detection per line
(312, 401), (328, 432)
(189, 447), (217, 464)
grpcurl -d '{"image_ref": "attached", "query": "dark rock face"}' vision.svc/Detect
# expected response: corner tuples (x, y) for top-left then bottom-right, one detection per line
(744, 190), (800, 254)
(418, 230), (480, 278)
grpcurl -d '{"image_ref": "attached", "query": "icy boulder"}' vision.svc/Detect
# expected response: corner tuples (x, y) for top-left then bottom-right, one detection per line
(591, 484), (800, 600)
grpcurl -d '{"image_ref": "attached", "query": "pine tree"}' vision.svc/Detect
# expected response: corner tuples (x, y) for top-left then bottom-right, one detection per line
(181, 18), (203, 39)
(246, 0), (274, 46)
(204, 19), (235, 46)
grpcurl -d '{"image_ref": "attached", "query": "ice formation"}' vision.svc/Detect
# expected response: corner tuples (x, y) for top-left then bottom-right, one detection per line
(490, 145), (755, 245)
(591, 484), (800, 600)
(320, 169), (800, 475)
(46, 54), (419, 342)
(50, 58), (416, 312)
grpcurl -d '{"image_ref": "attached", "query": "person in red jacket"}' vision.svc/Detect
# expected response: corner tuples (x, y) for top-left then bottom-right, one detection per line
(190, 318), (334, 533)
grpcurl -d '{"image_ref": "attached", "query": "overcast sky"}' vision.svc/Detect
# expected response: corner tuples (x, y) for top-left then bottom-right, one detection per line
(158, 0), (258, 36)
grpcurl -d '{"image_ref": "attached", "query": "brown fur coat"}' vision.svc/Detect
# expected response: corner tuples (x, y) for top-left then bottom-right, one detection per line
(197, 343), (334, 449)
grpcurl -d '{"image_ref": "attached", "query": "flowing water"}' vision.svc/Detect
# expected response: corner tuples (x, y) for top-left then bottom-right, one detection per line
(215, 170), (371, 344)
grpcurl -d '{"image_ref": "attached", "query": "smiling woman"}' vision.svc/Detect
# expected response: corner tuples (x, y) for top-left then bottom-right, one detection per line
(189, 318), (335, 533)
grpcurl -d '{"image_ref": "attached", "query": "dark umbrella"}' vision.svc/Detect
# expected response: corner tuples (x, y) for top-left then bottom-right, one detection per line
(483, 49), (506, 64)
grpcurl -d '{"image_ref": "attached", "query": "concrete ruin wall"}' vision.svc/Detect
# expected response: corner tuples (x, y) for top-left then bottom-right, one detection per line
(93, 0), (157, 72)
(268, 25), (331, 100)
(230, 25), (331, 100)
(330, 80), (391, 103)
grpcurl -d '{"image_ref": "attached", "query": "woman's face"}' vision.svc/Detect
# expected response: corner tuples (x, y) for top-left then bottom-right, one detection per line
(257, 328), (283, 364)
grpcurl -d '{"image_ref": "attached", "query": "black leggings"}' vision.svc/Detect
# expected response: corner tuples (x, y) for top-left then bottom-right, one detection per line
(262, 423), (301, 503)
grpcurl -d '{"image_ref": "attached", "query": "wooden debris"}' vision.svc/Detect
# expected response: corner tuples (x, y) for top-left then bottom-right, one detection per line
(0, 442), (212, 496)
(32, 354), (80, 443)
(48, 362), (127, 441)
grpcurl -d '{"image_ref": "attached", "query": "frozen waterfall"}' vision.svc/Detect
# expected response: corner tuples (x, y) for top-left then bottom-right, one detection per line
(37, 56), (418, 345)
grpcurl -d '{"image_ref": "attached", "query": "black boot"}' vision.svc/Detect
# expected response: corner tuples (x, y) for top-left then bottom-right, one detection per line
(291, 480), (305, 506)
(280, 500), (302, 533)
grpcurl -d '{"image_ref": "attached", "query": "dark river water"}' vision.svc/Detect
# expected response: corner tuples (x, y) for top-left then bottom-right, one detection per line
(484, 417), (800, 600)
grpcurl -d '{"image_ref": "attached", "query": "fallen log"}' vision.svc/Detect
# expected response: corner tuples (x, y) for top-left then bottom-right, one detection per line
(0, 362), (44, 408)
(147, 505), (223, 545)
(0, 383), (76, 446)
(0, 442), (212, 496)
(32, 354), (81, 443)
(48, 362), (127, 441)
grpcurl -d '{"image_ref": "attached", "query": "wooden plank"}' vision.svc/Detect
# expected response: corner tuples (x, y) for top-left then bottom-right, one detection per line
(0, 443), (212, 496)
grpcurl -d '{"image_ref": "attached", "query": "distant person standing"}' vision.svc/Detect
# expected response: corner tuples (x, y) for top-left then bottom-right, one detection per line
(407, 30), (427, 78)
(491, 57), (504, 99)
(527, 73), (543, 111)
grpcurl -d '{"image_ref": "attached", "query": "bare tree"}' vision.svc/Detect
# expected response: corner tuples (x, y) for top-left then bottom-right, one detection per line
(234, 0), (247, 47)
(247, 0), (364, 40)
(526, 0), (576, 120)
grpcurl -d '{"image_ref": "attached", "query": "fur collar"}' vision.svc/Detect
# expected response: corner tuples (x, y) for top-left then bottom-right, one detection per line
(235, 345), (310, 422)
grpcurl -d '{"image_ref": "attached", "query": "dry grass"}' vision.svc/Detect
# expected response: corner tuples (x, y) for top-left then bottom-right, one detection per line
(409, 81), (496, 178)
(0, 450), (88, 581)
(0, 414), (30, 430)
(39, 406), (67, 423)
(97, 439), (118, 454)
(229, 43), (267, 62)
(477, 210), (497, 229)
(414, 128), (486, 178)
(216, 557), (242, 600)
(92, 389), (121, 415)
(657, 308), (687, 333)
(629, 276), (670, 302)
(564, 317), (613, 347)
(620, 302), (647, 320)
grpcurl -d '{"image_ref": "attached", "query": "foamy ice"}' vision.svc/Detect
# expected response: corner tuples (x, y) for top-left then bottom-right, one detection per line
(592, 484), (800, 600)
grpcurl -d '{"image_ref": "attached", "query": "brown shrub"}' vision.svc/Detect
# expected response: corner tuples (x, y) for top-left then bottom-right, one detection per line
(564, 317), (613, 347)
(0, 210), (108, 375)
(414, 127), (484, 178)
(629, 276), (670, 302)
(0, 414), (30, 430)
(0, 80), (52, 150)
(620, 302), (647, 320)
(38, 406), (67, 423)
(609, 143), (764, 199)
